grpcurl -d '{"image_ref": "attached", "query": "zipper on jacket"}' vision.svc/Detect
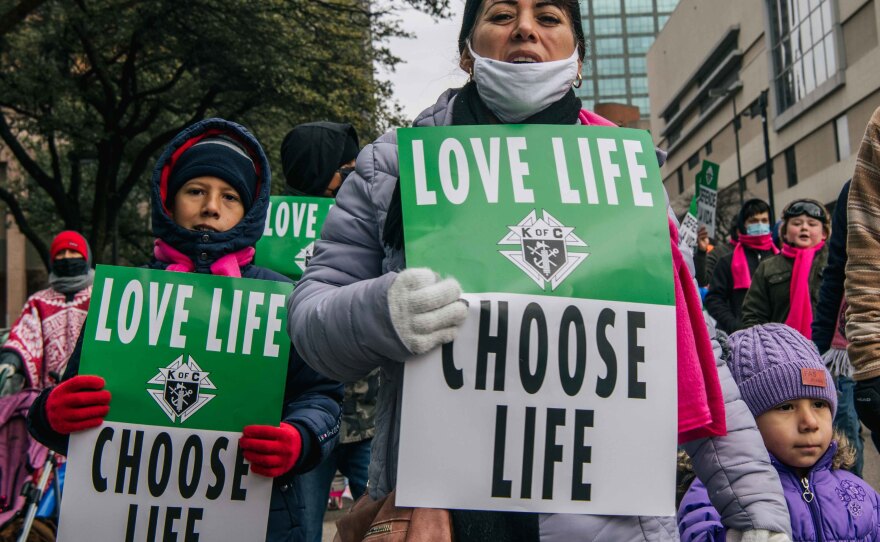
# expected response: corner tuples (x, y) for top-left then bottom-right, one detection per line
(800, 476), (814, 503)
(801, 475), (824, 542)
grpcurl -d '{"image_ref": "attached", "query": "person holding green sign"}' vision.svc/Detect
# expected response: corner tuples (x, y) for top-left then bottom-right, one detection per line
(281, 121), (379, 542)
(288, 1), (791, 540)
(27, 118), (343, 542)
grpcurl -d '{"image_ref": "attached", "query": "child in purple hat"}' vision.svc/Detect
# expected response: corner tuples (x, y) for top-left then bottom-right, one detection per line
(678, 323), (880, 541)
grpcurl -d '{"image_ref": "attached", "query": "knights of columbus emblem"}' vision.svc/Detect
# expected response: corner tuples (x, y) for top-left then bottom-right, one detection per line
(147, 355), (216, 423)
(498, 210), (589, 290)
(295, 241), (315, 272)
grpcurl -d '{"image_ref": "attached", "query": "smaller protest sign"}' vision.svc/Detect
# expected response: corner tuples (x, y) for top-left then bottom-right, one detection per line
(679, 194), (700, 250)
(58, 266), (292, 542)
(254, 195), (334, 279)
(695, 161), (719, 238)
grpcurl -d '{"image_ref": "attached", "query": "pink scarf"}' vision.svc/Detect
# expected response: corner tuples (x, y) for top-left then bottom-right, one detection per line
(578, 109), (618, 127)
(731, 234), (779, 290)
(579, 109), (725, 441)
(782, 241), (825, 339)
(153, 239), (255, 278)
(669, 219), (727, 443)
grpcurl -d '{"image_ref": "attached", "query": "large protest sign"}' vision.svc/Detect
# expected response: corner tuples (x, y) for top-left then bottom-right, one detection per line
(695, 160), (720, 239)
(396, 125), (677, 516)
(254, 195), (334, 279)
(58, 266), (292, 541)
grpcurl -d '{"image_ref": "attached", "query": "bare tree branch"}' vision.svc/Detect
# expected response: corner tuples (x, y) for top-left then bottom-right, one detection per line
(0, 0), (47, 38)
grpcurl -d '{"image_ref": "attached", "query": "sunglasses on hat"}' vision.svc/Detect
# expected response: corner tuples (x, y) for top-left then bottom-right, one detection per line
(783, 201), (827, 223)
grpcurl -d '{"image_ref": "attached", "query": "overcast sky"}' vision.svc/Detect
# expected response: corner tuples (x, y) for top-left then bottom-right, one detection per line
(381, 2), (468, 121)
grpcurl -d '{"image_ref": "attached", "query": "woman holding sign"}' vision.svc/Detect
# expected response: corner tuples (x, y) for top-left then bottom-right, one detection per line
(27, 118), (343, 542)
(289, 1), (791, 540)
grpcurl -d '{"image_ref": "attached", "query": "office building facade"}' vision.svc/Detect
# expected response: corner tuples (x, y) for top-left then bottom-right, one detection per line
(647, 0), (880, 224)
(578, 0), (681, 116)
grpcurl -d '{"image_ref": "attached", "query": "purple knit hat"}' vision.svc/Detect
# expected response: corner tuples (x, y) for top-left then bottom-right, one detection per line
(728, 323), (837, 417)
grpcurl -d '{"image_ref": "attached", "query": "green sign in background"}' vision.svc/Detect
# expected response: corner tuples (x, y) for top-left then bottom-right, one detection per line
(398, 125), (674, 307)
(80, 266), (292, 433)
(254, 195), (335, 280)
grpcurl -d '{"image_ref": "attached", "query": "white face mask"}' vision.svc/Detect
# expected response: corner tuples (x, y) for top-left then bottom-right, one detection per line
(469, 43), (580, 123)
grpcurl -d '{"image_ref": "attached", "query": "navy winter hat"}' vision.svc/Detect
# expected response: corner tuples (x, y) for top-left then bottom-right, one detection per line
(280, 122), (359, 195)
(458, 0), (586, 61)
(728, 323), (837, 418)
(167, 137), (258, 210)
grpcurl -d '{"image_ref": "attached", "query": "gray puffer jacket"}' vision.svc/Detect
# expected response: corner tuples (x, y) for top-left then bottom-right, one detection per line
(287, 88), (791, 540)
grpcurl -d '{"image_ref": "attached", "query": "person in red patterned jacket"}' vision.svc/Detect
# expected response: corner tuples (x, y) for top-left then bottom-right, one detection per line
(0, 231), (92, 395)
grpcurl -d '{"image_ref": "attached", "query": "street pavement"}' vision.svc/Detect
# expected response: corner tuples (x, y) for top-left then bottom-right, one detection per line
(320, 430), (880, 541)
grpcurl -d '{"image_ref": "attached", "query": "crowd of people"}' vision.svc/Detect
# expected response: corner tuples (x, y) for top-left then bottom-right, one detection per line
(0, 0), (879, 540)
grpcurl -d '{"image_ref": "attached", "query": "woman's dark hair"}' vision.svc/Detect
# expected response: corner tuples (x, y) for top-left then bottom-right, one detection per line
(457, 0), (587, 61)
(736, 198), (771, 234)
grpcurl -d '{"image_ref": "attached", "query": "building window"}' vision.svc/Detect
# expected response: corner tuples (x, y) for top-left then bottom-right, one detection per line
(580, 0), (590, 15)
(631, 96), (650, 114)
(629, 77), (648, 94)
(834, 114), (850, 160)
(657, 0), (679, 12)
(768, 0), (838, 113)
(595, 38), (625, 55)
(597, 57), (626, 75)
(593, 0), (623, 15)
(658, 15), (670, 28)
(705, 140), (713, 155)
(756, 163), (769, 183)
(627, 36), (654, 54)
(677, 167), (684, 194)
(598, 77), (628, 95)
(687, 152), (700, 170)
(784, 146), (798, 187)
(627, 15), (656, 33)
(668, 128), (681, 146)
(628, 57), (647, 74)
(624, 0), (654, 14)
(594, 17), (623, 35)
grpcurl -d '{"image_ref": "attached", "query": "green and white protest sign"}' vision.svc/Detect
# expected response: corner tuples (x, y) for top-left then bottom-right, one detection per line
(679, 196), (700, 250)
(58, 266), (292, 541)
(695, 160), (719, 239)
(254, 195), (334, 279)
(396, 125), (677, 516)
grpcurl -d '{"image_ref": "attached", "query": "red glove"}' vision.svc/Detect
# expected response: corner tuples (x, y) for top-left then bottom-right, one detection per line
(239, 423), (302, 478)
(46, 375), (111, 434)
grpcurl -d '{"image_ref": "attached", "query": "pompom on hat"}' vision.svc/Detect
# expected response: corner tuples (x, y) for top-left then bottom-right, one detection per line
(727, 323), (837, 417)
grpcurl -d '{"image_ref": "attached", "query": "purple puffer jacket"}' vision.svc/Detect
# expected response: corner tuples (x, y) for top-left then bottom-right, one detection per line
(679, 441), (880, 541)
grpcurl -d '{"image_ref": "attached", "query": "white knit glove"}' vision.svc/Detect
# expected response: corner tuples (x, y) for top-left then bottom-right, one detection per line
(387, 268), (468, 355)
(726, 529), (792, 542)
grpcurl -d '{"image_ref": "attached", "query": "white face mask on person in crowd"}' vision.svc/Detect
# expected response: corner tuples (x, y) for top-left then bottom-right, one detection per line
(468, 42), (580, 123)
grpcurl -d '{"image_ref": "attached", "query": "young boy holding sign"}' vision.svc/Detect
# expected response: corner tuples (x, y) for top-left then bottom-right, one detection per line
(27, 118), (343, 542)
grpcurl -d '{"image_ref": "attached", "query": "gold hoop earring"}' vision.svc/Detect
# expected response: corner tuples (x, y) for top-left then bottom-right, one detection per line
(573, 72), (583, 89)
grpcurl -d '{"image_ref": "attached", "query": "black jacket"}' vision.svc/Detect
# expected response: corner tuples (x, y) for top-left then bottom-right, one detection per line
(812, 181), (850, 353)
(704, 246), (774, 334)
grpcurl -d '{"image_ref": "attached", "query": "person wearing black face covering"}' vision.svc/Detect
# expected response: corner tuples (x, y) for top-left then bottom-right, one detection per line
(280, 121), (377, 542)
(0, 231), (93, 396)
